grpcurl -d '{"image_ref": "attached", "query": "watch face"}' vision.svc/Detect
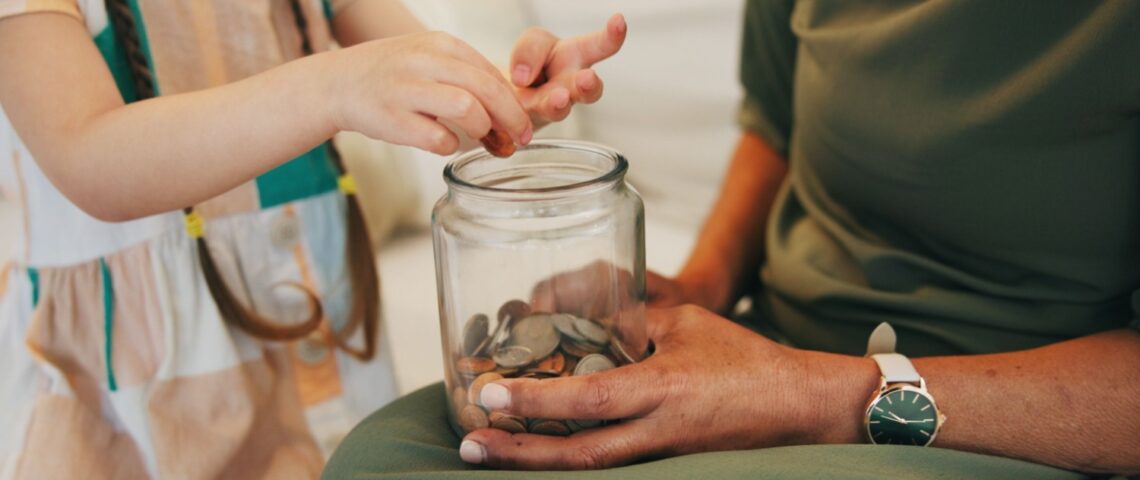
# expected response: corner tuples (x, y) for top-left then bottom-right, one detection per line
(866, 385), (939, 446)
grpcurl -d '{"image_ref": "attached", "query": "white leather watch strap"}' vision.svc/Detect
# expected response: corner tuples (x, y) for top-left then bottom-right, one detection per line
(866, 323), (921, 384)
(871, 353), (922, 384)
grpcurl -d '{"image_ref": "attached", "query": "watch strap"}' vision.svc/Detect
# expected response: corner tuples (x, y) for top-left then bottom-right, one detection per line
(865, 322), (897, 356)
(871, 353), (922, 384)
(865, 323), (922, 384)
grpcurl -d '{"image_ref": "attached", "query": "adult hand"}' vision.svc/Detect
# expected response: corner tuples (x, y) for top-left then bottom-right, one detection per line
(458, 306), (865, 470)
(327, 31), (532, 156)
(530, 260), (641, 322)
(509, 13), (627, 126)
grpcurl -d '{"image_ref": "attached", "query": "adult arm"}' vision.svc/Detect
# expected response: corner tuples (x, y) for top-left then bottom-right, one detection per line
(0, 12), (530, 221)
(463, 306), (1140, 475)
(648, 131), (788, 314)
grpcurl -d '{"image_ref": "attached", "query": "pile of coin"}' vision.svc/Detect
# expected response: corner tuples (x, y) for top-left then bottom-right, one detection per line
(449, 299), (637, 435)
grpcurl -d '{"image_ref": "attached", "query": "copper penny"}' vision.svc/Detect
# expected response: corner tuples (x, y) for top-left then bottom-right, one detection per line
(489, 412), (527, 434)
(459, 404), (490, 432)
(468, 372), (504, 406)
(529, 419), (571, 436)
(535, 352), (565, 372)
(497, 299), (532, 323)
(480, 128), (516, 158)
(456, 356), (496, 376)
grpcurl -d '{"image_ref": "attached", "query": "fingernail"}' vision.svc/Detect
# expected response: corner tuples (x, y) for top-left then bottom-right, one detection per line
(459, 440), (486, 464)
(521, 125), (533, 145)
(512, 65), (531, 86)
(480, 383), (511, 409)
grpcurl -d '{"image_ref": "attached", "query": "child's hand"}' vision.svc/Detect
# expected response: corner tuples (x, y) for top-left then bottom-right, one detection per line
(509, 14), (628, 127)
(328, 31), (533, 156)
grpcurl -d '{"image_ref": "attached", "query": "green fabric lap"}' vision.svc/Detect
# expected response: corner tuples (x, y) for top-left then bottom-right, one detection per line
(323, 383), (1087, 480)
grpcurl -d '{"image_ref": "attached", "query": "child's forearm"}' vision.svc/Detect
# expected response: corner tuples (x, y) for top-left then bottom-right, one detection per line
(331, 0), (428, 47)
(1, 13), (339, 221)
(65, 56), (340, 221)
(3, 12), (538, 222)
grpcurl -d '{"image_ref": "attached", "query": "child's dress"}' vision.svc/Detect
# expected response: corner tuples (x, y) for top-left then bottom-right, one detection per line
(0, 1), (399, 478)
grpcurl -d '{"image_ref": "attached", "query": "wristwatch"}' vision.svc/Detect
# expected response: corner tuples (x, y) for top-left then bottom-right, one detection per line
(863, 323), (946, 446)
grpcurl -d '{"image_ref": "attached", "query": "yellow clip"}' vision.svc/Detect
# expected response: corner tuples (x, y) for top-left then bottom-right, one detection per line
(184, 211), (205, 238)
(338, 174), (357, 196)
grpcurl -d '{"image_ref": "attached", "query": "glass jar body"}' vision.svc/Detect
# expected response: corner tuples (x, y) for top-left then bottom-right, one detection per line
(432, 140), (647, 437)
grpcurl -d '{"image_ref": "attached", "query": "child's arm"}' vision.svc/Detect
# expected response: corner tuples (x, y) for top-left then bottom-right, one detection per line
(330, 0), (428, 47)
(0, 12), (530, 222)
(329, 2), (627, 131)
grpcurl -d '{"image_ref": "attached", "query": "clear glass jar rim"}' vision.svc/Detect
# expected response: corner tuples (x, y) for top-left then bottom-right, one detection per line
(443, 139), (628, 196)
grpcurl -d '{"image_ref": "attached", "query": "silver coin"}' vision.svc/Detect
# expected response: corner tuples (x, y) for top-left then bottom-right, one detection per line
(508, 314), (560, 360)
(552, 314), (588, 343)
(490, 300), (530, 352)
(609, 339), (638, 365)
(573, 318), (610, 346)
(462, 313), (490, 356)
(492, 345), (534, 369)
(573, 353), (616, 376)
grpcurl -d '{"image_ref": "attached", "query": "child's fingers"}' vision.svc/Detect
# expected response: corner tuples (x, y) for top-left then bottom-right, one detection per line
(408, 83), (493, 141)
(429, 61), (531, 145)
(510, 27), (559, 87)
(565, 13), (627, 68)
(380, 111), (460, 156)
(524, 85), (571, 123)
(571, 68), (604, 104)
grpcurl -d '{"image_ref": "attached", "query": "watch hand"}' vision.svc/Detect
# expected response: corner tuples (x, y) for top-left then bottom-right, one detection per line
(885, 412), (908, 424)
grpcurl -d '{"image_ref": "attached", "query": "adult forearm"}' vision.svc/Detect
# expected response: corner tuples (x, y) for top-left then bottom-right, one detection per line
(809, 329), (1140, 474)
(677, 131), (788, 312)
(52, 54), (338, 221)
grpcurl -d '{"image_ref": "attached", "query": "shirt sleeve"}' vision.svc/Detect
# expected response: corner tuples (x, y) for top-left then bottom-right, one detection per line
(736, 0), (798, 158)
(0, 0), (80, 22)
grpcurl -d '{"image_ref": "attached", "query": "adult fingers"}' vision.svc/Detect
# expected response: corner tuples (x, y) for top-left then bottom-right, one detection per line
(509, 27), (559, 87)
(429, 61), (532, 144)
(481, 359), (668, 420)
(406, 83), (492, 140)
(563, 13), (627, 68)
(461, 420), (660, 470)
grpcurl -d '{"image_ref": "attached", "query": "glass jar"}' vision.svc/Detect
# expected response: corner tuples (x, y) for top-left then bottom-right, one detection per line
(432, 139), (647, 437)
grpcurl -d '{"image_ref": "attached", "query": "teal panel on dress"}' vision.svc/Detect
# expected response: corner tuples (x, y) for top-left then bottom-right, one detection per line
(256, 143), (339, 209)
(93, 27), (139, 103)
(100, 258), (118, 392)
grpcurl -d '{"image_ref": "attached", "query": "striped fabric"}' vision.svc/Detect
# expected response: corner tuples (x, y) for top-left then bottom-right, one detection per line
(0, 1), (398, 478)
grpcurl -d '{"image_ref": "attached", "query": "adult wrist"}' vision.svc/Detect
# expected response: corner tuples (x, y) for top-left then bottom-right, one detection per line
(798, 350), (881, 445)
(675, 268), (733, 313)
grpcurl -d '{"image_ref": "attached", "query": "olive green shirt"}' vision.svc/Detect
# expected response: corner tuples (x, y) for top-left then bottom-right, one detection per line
(740, 0), (1140, 356)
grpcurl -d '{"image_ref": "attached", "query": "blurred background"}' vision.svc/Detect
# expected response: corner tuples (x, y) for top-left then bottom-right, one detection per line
(0, 0), (745, 396)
